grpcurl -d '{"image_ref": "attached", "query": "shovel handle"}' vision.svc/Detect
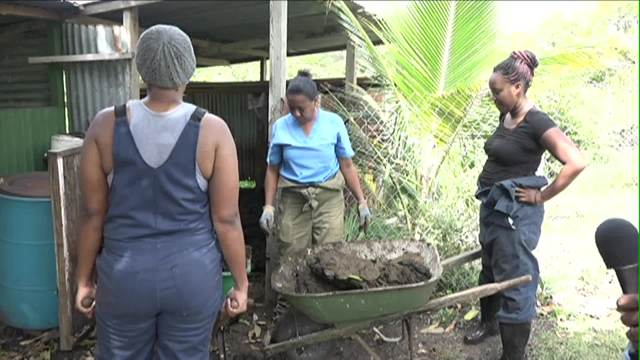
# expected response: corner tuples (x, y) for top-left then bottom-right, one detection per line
(441, 248), (482, 271)
(215, 298), (255, 329)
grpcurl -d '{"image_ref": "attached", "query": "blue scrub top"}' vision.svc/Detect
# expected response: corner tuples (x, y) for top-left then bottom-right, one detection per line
(267, 109), (355, 184)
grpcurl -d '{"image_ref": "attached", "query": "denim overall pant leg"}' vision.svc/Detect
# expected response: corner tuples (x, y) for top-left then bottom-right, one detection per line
(476, 176), (547, 324)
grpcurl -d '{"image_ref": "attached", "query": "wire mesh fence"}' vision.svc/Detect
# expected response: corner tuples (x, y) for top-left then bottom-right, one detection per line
(320, 83), (493, 255)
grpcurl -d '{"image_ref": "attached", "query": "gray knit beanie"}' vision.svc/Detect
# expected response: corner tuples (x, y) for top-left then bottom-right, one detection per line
(135, 24), (196, 89)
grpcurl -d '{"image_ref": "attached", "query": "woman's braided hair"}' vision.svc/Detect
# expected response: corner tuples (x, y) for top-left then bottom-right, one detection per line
(493, 50), (539, 92)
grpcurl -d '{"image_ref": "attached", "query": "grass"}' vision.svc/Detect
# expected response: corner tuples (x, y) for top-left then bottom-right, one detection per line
(527, 158), (637, 359)
(435, 263), (479, 297)
(427, 155), (637, 359)
(531, 323), (627, 360)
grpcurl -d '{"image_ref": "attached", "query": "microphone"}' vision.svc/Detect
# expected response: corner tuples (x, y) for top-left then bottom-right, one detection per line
(595, 218), (638, 357)
(595, 218), (638, 294)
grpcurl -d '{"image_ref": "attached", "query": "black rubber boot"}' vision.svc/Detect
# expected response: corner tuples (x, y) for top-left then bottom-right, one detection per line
(499, 322), (532, 360)
(463, 295), (500, 344)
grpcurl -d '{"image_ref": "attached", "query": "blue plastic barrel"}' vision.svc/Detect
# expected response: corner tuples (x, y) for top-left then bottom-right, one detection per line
(0, 172), (58, 330)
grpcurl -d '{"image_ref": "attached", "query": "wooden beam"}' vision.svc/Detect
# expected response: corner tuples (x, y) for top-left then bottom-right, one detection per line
(194, 31), (348, 60)
(222, 38), (270, 52)
(192, 38), (268, 58)
(65, 15), (121, 26)
(28, 53), (133, 64)
(265, 0), (287, 311)
(195, 57), (230, 67)
(288, 33), (346, 54)
(0, 3), (62, 21)
(123, 7), (139, 99)
(79, 0), (161, 16)
(345, 39), (357, 86)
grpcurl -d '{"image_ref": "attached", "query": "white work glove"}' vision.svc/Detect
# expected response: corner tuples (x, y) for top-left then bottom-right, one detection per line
(358, 200), (371, 230)
(259, 205), (275, 235)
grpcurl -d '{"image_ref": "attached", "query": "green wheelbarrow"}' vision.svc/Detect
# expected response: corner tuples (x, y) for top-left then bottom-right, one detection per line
(263, 240), (532, 359)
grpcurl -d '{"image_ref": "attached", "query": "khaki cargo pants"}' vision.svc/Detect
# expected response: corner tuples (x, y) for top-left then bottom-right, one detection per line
(276, 172), (345, 256)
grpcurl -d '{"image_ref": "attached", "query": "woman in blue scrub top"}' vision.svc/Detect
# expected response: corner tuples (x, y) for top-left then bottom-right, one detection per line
(259, 70), (371, 254)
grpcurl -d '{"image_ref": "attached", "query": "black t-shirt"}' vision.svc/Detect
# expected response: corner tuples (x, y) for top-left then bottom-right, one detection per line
(478, 108), (557, 188)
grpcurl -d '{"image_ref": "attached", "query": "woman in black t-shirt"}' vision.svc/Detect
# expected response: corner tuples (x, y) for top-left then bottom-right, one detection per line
(463, 51), (586, 360)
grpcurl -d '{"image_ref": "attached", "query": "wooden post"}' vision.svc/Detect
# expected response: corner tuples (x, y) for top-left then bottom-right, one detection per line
(345, 39), (357, 87)
(265, 0), (287, 310)
(49, 146), (86, 351)
(123, 7), (139, 99)
(268, 0), (287, 137)
(260, 57), (267, 82)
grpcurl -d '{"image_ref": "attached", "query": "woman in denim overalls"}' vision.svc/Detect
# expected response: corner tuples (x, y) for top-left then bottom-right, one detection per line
(464, 50), (586, 360)
(75, 25), (248, 359)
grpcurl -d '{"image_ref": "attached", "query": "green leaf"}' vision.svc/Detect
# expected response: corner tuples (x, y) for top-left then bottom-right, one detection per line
(330, 0), (498, 145)
(376, 1), (498, 95)
(538, 47), (606, 73)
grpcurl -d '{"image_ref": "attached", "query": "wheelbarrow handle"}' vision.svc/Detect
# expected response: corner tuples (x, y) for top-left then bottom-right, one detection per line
(441, 248), (482, 271)
(419, 274), (532, 312)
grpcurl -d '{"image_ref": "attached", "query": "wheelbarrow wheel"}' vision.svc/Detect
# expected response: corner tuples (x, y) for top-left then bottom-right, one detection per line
(271, 310), (334, 360)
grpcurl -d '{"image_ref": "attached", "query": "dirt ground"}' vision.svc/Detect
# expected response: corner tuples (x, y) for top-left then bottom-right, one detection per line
(0, 271), (517, 360)
(0, 270), (616, 360)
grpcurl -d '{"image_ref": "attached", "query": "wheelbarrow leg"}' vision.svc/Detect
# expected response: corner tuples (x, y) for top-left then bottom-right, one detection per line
(403, 316), (414, 360)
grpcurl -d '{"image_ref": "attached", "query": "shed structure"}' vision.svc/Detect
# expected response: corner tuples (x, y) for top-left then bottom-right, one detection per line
(0, 0), (378, 351)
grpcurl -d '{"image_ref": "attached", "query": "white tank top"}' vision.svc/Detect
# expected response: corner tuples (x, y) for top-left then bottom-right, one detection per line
(107, 99), (209, 191)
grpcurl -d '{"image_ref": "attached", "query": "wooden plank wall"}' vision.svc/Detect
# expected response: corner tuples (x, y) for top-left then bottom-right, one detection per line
(48, 146), (89, 351)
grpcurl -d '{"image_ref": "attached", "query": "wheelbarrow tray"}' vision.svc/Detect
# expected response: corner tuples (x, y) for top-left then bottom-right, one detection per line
(271, 240), (443, 325)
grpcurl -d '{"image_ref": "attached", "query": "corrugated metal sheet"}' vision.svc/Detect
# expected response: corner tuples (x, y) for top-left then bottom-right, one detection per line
(0, 20), (52, 108)
(184, 88), (268, 182)
(0, 20), (65, 175)
(62, 23), (130, 132)
(0, 107), (65, 176)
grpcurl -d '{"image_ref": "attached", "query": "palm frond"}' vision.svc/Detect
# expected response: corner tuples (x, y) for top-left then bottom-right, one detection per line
(376, 1), (497, 95)
(330, 1), (498, 144)
(537, 47), (607, 73)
